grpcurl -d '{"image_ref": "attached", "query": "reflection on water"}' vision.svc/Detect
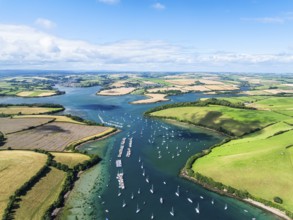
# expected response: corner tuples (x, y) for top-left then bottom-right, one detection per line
(0, 86), (278, 220)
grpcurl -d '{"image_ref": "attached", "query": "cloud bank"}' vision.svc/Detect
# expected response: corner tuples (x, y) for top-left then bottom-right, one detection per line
(0, 23), (293, 72)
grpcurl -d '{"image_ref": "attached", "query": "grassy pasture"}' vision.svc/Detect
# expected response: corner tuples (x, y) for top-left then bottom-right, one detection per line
(193, 129), (293, 212)
(3, 122), (111, 151)
(0, 106), (63, 115)
(14, 167), (66, 220)
(247, 97), (293, 116)
(0, 150), (47, 218)
(52, 152), (90, 168)
(150, 105), (289, 136)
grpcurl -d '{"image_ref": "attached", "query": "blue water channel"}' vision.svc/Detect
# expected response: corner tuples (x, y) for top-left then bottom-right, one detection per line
(0, 86), (279, 220)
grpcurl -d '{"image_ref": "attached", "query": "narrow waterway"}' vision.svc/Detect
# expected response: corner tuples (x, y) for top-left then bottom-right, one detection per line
(0, 86), (279, 220)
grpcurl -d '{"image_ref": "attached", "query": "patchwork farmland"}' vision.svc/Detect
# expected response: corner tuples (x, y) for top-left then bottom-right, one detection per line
(1, 120), (112, 151)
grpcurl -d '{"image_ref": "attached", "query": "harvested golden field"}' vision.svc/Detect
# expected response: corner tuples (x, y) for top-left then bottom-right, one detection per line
(52, 152), (90, 168)
(0, 150), (47, 218)
(14, 115), (85, 124)
(131, 94), (169, 104)
(3, 122), (111, 151)
(97, 87), (136, 96)
(0, 117), (53, 134)
(16, 90), (57, 97)
(263, 89), (293, 94)
(14, 167), (66, 220)
(110, 80), (127, 87)
(165, 79), (197, 86)
(198, 79), (224, 85)
(0, 106), (62, 115)
(205, 84), (238, 91)
(147, 87), (184, 93)
(184, 85), (210, 92)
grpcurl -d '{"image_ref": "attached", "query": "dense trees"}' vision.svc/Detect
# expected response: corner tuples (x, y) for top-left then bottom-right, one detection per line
(144, 98), (255, 115)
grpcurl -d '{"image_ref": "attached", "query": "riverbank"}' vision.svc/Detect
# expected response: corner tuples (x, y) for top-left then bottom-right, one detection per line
(180, 170), (291, 220)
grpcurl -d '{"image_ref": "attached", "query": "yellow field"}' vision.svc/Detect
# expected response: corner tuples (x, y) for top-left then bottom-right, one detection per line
(0, 150), (47, 218)
(14, 167), (66, 220)
(52, 152), (90, 168)
(0, 106), (62, 115)
(16, 91), (57, 97)
(97, 87), (136, 96)
(131, 94), (169, 104)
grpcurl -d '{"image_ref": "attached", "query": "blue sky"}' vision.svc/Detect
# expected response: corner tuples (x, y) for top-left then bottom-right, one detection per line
(0, 0), (293, 72)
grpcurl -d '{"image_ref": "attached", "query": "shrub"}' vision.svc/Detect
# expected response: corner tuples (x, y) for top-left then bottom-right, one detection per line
(274, 197), (283, 204)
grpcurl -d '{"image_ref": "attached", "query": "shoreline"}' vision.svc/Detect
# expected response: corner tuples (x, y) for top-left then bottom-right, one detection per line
(154, 116), (292, 220)
(180, 170), (291, 220)
(163, 118), (231, 137)
(75, 129), (120, 150)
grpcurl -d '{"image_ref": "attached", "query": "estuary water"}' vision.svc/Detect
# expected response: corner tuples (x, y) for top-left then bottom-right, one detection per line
(0, 86), (279, 220)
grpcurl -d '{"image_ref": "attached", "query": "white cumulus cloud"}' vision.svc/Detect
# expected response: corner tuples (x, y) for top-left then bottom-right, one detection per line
(35, 18), (56, 29)
(152, 2), (166, 10)
(98, 0), (120, 5)
(0, 23), (293, 72)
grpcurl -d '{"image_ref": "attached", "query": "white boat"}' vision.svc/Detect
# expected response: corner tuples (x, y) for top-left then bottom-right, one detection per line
(150, 185), (154, 194)
(200, 196), (204, 199)
(122, 200), (126, 208)
(118, 190), (121, 197)
(136, 204), (140, 213)
(138, 188), (141, 194)
(187, 198), (193, 203)
(163, 181), (166, 185)
(105, 209), (109, 213)
(160, 197), (163, 204)
(195, 203), (200, 214)
(146, 177), (149, 183)
(151, 213), (154, 219)
(138, 157), (141, 163)
(175, 186), (180, 197)
(224, 204), (228, 210)
(170, 207), (174, 216)
(131, 193), (134, 199)
(211, 199), (214, 205)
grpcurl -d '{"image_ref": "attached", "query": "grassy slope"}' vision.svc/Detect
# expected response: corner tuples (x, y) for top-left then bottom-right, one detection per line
(247, 97), (293, 117)
(0, 106), (63, 115)
(14, 167), (66, 220)
(151, 105), (289, 136)
(193, 127), (293, 212)
(52, 152), (90, 168)
(0, 151), (47, 218)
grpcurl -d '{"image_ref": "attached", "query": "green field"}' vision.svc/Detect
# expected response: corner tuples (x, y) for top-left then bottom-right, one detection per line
(150, 105), (290, 136)
(193, 126), (293, 212)
(247, 97), (293, 116)
(14, 167), (66, 220)
(52, 152), (90, 168)
(0, 150), (47, 218)
(150, 96), (293, 215)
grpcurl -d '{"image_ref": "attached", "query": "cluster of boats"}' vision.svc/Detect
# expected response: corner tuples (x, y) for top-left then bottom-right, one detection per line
(98, 114), (123, 128)
(126, 137), (133, 157)
(115, 159), (122, 168)
(116, 171), (125, 190)
(117, 137), (126, 158)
